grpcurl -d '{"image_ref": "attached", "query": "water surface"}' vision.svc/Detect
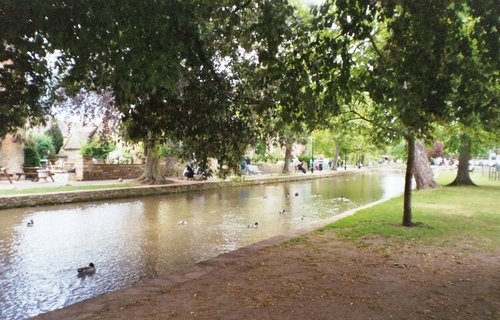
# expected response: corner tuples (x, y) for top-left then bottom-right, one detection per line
(0, 171), (403, 319)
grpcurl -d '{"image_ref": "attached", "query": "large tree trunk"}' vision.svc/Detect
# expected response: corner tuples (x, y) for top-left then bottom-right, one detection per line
(282, 137), (294, 173)
(403, 135), (415, 227)
(138, 134), (168, 184)
(331, 141), (340, 170)
(413, 139), (439, 189)
(449, 134), (476, 186)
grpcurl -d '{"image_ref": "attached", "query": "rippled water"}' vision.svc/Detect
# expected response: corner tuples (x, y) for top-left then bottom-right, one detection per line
(0, 171), (403, 319)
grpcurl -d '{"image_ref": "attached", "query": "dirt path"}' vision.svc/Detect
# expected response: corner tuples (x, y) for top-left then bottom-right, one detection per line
(35, 228), (499, 320)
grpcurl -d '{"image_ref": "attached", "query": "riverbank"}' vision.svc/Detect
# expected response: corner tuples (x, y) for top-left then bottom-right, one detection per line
(34, 172), (500, 320)
(0, 168), (369, 209)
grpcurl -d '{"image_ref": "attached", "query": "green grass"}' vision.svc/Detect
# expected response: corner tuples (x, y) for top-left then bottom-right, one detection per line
(283, 236), (311, 246)
(434, 167), (498, 186)
(319, 170), (500, 250)
(0, 182), (140, 196)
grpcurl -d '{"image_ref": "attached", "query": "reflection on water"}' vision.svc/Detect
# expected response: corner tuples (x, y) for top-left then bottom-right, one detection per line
(0, 171), (403, 319)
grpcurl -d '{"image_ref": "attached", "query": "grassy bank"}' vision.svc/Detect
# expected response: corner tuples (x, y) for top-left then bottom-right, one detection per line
(320, 169), (500, 250)
(0, 182), (140, 196)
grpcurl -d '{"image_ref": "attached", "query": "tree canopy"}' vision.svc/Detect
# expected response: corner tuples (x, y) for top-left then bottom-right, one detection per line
(35, 0), (295, 179)
(1, 1), (497, 222)
(0, 1), (53, 137)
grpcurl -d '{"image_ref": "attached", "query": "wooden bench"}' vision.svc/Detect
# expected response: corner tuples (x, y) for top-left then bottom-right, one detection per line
(16, 167), (38, 181)
(15, 168), (55, 182)
(0, 167), (13, 184)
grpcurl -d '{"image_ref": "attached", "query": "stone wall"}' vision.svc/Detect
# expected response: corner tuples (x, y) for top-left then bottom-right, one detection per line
(0, 132), (25, 174)
(0, 170), (354, 209)
(81, 157), (144, 180)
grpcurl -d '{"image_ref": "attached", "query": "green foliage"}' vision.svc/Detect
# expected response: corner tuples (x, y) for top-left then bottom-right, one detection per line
(23, 141), (40, 167)
(253, 152), (281, 164)
(45, 123), (64, 154)
(0, 2), (53, 139)
(298, 155), (311, 166)
(32, 133), (56, 160)
(34, 0), (296, 178)
(255, 141), (267, 157)
(7, 0), (496, 184)
(251, 140), (282, 163)
(312, 130), (335, 158)
(80, 137), (115, 160)
(384, 139), (407, 161)
(157, 140), (182, 158)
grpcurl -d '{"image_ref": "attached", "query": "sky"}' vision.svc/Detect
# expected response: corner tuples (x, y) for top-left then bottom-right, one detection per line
(299, 0), (325, 6)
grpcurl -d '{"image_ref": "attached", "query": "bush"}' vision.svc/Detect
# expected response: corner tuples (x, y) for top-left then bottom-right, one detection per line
(298, 155), (311, 166)
(24, 141), (40, 167)
(32, 133), (56, 160)
(81, 137), (116, 160)
(45, 123), (64, 154)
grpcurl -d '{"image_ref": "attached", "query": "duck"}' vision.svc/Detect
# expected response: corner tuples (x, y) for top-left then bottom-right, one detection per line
(26, 219), (34, 227)
(300, 215), (306, 220)
(279, 209), (286, 215)
(247, 222), (259, 228)
(339, 196), (351, 202)
(294, 192), (299, 196)
(177, 220), (188, 225)
(77, 263), (96, 275)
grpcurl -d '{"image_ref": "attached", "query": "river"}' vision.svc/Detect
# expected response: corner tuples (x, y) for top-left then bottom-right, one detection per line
(0, 170), (403, 319)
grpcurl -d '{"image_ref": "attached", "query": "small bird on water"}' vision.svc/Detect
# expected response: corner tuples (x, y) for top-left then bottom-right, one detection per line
(247, 222), (259, 228)
(77, 263), (96, 275)
(27, 220), (34, 227)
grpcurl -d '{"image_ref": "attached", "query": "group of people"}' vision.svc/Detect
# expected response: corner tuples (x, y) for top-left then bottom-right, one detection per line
(183, 160), (213, 180)
(297, 161), (307, 174)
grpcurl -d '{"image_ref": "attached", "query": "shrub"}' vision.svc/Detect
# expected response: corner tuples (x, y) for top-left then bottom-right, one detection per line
(298, 155), (311, 166)
(24, 141), (40, 167)
(45, 123), (64, 154)
(81, 137), (116, 160)
(32, 133), (56, 160)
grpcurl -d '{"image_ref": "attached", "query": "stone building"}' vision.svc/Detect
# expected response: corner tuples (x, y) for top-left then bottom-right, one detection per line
(0, 131), (25, 174)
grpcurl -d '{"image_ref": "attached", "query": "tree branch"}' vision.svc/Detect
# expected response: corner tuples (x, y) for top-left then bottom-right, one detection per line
(368, 33), (386, 64)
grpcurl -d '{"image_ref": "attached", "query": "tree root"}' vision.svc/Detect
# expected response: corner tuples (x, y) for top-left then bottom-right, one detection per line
(137, 175), (174, 185)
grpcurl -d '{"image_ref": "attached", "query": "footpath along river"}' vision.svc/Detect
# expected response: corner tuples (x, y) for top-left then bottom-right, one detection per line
(0, 170), (403, 319)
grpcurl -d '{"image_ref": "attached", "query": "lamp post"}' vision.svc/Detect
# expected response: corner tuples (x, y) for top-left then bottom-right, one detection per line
(344, 152), (347, 170)
(311, 134), (314, 173)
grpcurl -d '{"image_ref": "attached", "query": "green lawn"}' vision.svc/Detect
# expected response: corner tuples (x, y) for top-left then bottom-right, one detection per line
(320, 168), (500, 250)
(0, 182), (140, 196)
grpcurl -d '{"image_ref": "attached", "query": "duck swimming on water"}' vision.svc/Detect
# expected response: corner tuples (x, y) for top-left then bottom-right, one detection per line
(77, 263), (96, 275)
(247, 222), (259, 228)
(26, 220), (34, 227)
(339, 196), (351, 202)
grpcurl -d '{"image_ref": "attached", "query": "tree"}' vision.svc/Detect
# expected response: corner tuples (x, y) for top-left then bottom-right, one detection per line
(32, 133), (55, 160)
(0, 1), (53, 138)
(32, 0), (294, 182)
(361, 1), (464, 226)
(445, 0), (500, 186)
(413, 139), (439, 189)
(45, 123), (64, 155)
